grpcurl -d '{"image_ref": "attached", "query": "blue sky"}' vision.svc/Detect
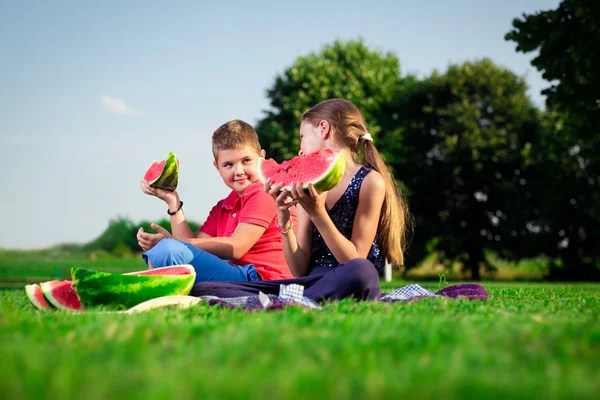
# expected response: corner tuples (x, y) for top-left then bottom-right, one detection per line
(0, 0), (560, 249)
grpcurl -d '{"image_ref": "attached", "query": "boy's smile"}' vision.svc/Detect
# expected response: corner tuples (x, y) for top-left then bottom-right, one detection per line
(214, 146), (265, 195)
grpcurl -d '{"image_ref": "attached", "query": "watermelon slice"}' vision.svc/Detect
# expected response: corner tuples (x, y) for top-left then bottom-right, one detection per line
(142, 152), (179, 191)
(25, 284), (51, 310)
(72, 265), (196, 310)
(40, 280), (83, 311)
(257, 148), (346, 193)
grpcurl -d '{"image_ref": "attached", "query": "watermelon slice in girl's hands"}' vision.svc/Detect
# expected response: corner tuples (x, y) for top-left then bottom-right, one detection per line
(257, 148), (346, 193)
(142, 152), (179, 191)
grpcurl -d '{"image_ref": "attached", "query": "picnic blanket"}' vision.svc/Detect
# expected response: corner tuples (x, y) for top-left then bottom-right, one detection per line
(198, 283), (489, 311)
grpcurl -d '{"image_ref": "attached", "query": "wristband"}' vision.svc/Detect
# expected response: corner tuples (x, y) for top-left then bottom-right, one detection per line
(276, 218), (293, 235)
(167, 201), (183, 216)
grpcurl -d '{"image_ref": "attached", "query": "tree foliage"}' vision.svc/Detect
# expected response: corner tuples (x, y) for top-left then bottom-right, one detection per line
(257, 27), (599, 280)
(506, 0), (600, 279)
(256, 39), (404, 162)
(382, 59), (542, 279)
(84, 217), (201, 255)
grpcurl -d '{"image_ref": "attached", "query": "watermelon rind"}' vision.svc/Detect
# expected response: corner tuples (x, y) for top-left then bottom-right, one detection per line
(142, 152), (179, 191)
(72, 267), (196, 309)
(25, 284), (51, 310)
(257, 148), (346, 193)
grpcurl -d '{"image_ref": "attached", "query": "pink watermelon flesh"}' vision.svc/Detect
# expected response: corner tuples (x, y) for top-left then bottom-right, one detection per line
(125, 265), (194, 276)
(143, 160), (166, 183)
(25, 284), (51, 310)
(258, 148), (344, 190)
(41, 280), (83, 311)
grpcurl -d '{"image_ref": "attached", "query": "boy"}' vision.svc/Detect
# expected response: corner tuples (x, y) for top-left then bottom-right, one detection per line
(137, 120), (295, 283)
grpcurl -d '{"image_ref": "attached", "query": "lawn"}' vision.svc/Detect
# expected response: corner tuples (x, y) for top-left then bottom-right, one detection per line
(0, 255), (599, 399)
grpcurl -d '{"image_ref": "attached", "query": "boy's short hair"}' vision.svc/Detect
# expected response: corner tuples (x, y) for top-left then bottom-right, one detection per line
(212, 120), (261, 159)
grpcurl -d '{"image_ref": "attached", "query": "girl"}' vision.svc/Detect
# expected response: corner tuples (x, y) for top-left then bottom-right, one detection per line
(191, 99), (410, 302)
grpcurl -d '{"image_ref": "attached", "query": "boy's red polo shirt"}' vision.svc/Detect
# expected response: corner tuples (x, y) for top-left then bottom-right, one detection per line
(199, 181), (295, 280)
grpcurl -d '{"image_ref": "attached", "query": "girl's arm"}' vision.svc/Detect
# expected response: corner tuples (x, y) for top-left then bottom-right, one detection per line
(267, 181), (313, 277)
(279, 205), (313, 277)
(296, 172), (386, 263)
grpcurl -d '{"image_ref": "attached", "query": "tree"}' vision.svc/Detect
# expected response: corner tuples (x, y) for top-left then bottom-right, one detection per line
(256, 39), (404, 162)
(382, 59), (543, 279)
(505, 0), (600, 279)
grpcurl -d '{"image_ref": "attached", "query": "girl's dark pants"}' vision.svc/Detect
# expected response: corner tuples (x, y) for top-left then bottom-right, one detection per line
(190, 258), (381, 303)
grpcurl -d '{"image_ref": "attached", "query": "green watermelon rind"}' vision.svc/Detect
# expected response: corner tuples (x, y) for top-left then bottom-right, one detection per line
(72, 267), (196, 310)
(257, 149), (346, 194)
(143, 152), (179, 192)
(311, 152), (346, 193)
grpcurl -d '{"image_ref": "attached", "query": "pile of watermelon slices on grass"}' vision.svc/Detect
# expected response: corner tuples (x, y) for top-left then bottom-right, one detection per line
(24, 265), (196, 312)
(257, 148), (346, 193)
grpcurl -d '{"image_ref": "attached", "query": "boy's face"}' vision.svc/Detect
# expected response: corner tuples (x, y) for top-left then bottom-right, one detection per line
(213, 145), (265, 195)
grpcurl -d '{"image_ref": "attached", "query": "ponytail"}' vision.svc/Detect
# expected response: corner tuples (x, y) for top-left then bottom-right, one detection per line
(362, 140), (411, 266)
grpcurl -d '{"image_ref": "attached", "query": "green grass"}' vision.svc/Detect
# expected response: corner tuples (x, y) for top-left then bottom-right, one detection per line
(1, 281), (599, 400)
(1, 252), (599, 399)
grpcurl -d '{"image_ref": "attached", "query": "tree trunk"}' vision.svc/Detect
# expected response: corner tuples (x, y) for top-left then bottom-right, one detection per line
(466, 246), (484, 280)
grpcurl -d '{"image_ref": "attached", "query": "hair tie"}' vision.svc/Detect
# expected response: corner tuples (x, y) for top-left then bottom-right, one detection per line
(360, 133), (373, 143)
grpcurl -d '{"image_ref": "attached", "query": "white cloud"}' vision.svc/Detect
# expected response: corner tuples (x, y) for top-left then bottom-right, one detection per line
(100, 95), (142, 116)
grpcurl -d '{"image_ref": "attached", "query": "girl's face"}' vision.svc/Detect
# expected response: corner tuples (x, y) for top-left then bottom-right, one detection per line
(298, 120), (326, 156)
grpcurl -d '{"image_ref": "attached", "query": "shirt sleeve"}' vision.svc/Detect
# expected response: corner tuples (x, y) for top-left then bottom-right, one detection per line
(198, 202), (221, 237)
(238, 189), (277, 228)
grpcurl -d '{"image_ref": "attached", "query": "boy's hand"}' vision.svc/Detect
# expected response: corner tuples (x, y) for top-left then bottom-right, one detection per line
(137, 224), (173, 251)
(140, 180), (179, 207)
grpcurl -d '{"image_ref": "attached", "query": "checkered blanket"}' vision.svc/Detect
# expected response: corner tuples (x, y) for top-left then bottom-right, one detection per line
(198, 283), (440, 311)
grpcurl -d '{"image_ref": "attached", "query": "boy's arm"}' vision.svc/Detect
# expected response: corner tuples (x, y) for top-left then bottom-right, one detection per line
(181, 223), (266, 260)
(164, 193), (197, 239)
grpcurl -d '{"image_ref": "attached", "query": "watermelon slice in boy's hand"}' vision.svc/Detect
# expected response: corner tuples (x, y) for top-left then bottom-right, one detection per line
(142, 152), (179, 191)
(257, 148), (346, 193)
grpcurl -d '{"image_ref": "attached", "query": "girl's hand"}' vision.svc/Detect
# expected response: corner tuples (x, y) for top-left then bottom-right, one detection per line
(289, 181), (327, 218)
(136, 224), (173, 251)
(140, 180), (179, 206)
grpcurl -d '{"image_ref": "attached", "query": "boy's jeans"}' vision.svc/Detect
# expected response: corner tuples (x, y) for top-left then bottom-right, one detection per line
(142, 238), (261, 284)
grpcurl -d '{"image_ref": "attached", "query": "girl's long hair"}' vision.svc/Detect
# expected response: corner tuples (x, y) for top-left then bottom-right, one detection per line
(302, 99), (411, 265)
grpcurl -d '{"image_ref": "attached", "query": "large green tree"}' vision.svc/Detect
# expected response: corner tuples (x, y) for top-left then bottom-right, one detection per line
(505, 0), (600, 279)
(381, 59), (543, 279)
(256, 39), (404, 162)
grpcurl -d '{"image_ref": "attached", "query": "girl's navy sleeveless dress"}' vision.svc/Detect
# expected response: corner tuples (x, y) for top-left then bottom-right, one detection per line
(309, 166), (385, 275)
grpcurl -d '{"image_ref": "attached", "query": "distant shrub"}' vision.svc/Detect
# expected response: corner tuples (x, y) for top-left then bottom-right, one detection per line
(83, 216), (202, 255)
